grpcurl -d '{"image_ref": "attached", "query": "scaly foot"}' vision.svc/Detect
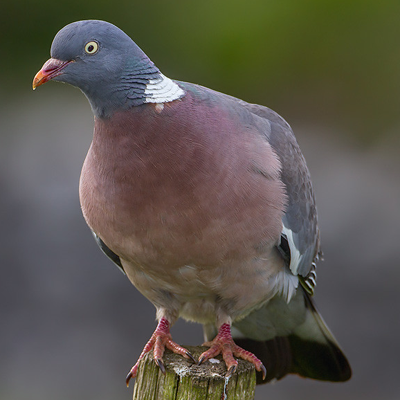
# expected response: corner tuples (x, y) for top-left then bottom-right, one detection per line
(199, 323), (266, 379)
(125, 317), (195, 386)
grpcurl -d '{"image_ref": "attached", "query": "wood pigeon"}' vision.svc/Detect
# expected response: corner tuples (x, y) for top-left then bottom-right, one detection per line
(33, 20), (351, 385)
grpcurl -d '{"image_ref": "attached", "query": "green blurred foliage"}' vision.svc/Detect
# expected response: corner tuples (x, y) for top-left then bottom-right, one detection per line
(1, 0), (400, 141)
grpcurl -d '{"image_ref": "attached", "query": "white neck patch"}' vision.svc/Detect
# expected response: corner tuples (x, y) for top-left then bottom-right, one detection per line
(144, 73), (185, 103)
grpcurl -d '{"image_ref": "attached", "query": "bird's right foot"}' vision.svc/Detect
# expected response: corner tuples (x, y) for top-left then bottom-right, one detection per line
(125, 317), (194, 386)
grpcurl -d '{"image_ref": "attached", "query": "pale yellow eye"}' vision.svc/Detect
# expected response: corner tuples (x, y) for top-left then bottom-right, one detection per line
(84, 41), (99, 54)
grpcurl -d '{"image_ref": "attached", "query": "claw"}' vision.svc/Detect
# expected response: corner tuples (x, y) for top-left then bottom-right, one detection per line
(125, 370), (133, 387)
(227, 364), (236, 377)
(198, 355), (205, 365)
(260, 364), (267, 380)
(186, 351), (196, 363)
(156, 358), (166, 374)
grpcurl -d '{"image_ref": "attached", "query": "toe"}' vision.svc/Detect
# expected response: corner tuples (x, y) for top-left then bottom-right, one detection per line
(199, 345), (221, 364)
(232, 343), (264, 372)
(221, 347), (238, 374)
(126, 362), (140, 387)
(165, 338), (192, 358)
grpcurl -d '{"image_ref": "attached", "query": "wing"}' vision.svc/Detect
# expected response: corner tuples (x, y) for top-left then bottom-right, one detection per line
(92, 232), (125, 274)
(243, 102), (321, 290)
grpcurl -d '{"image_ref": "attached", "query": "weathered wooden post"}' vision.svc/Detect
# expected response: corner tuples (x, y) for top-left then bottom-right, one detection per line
(132, 346), (256, 400)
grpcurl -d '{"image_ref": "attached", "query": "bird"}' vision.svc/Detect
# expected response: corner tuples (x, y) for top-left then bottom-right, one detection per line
(33, 19), (351, 386)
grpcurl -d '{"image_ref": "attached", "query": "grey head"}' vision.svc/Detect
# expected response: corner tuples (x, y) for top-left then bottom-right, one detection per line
(33, 20), (184, 117)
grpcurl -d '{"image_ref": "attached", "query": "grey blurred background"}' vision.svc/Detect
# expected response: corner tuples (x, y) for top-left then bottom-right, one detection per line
(1, 1), (400, 399)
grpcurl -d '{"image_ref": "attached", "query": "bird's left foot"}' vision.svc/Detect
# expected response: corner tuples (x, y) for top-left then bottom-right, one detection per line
(125, 317), (194, 386)
(199, 323), (266, 379)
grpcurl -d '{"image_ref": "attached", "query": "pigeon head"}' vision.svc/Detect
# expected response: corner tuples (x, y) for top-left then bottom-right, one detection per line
(33, 20), (184, 117)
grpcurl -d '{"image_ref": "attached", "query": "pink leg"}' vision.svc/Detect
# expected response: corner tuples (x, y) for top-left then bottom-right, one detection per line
(199, 323), (266, 379)
(126, 317), (194, 386)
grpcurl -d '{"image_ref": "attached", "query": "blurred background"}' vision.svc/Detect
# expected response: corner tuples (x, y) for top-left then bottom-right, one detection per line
(1, 1), (399, 399)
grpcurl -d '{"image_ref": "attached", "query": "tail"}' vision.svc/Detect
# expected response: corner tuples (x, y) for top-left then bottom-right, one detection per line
(233, 290), (352, 384)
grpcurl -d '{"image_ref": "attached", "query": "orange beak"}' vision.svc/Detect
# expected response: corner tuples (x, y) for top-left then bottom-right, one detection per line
(32, 58), (73, 90)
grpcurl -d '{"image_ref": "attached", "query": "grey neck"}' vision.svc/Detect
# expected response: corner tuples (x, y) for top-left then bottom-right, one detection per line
(84, 64), (185, 118)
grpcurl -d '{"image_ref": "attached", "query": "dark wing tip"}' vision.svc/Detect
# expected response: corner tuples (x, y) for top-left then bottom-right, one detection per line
(92, 232), (125, 274)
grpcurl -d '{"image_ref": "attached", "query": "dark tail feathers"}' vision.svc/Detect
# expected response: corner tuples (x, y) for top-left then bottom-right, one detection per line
(235, 293), (352, 384)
